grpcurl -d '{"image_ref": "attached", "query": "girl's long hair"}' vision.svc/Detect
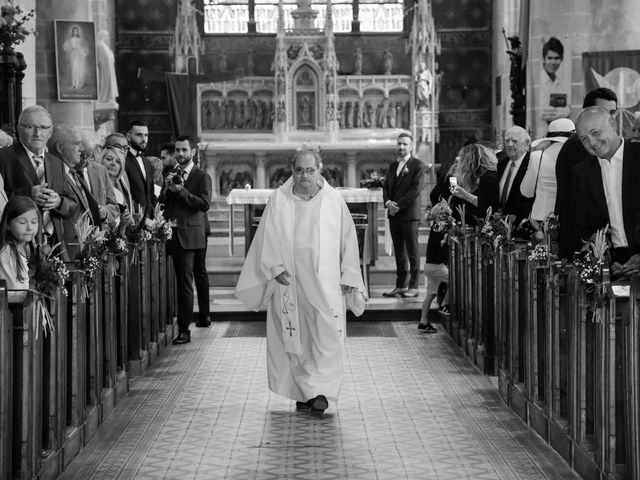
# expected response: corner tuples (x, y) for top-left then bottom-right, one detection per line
(454, 143), (498, 193)
(0, 196), (41, 282)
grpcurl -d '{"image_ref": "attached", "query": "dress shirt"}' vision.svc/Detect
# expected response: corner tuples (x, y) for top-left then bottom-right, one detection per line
(21, 142), (45, 175)
(597, 139), (627, 247)
(130, 148), (146, 180)
(82, 168), (92, 193)
(499, 153), (525, 202)
(395, 154), (411, 177)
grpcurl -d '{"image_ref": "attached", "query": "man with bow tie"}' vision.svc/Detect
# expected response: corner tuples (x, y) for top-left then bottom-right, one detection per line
(160, 136), (212, 345)
(124, 121), (156, 220)
(0, 105), (77, 259)
(382, 132), (425, 298)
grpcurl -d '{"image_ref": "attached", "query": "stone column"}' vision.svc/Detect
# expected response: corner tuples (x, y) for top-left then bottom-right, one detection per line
(345, 151), (358, 188)
(205, 151), (218, 197)
(255, 152), (267, 188)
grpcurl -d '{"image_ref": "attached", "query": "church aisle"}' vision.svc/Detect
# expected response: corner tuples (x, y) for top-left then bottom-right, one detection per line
(62, 322), (578, 480)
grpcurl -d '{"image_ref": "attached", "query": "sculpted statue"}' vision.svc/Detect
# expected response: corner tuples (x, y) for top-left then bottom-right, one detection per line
(226, 99), (236, 128)
(338, 102), (345, 129)
(277, 101), (286, 123)
(267, 101), (275, 129)
(353, 101), (362, 128)
(415, 62), (433, 109)
(218, 101), (227, 129)
(236, 100), (245, 129)
(345, 101), (353, 128)
(386, 101), (395, 128)
(326, 101), (335, 122)
(256, 100), (266, 129)
(395, 101), (402, 129)
(402, 101), (410, 129)
(383, 48), (393, 75)
(246, 100), (256, 129)
(247, 49), (256, 75)
(375, 102), (385, 128)
(96, 29), (119, 105)
(354, 47), (363, 75)
(363, 101), (373, 128)
(219, 49), (227, 72)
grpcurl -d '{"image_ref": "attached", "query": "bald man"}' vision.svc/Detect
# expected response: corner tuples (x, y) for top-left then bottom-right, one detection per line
(572, 106), (640, 276)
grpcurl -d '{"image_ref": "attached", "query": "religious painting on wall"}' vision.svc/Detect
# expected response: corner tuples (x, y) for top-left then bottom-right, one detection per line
(54, 20), (98, 101)
(296, 92), (315, 130)
(582, 50), (640, 138)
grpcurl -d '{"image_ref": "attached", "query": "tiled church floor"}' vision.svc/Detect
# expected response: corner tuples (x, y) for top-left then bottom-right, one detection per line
(62, 321), (579, 480)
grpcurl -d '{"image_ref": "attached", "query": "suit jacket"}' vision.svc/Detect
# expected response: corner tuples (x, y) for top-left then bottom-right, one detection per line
(382, 156), (425, 222)
(125, 150), (156, 218)
(85, 162), (119, 224)
(159, 165), (212, 250)
(0, 143), (77, 257)
(571, 141), (640, 252)
(497, 152), (534, 224)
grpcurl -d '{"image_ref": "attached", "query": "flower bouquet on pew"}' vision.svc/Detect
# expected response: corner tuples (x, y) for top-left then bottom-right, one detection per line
(528, 213), (559, 264)
(573, 225), (610, 321)
(478, 207), (515, 252)
(149, 203), (172, 243)
(73, 211), (107, 295)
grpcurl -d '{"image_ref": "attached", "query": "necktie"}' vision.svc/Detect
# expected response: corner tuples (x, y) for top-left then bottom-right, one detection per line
(136, 155), (146, 181)
(34, 155), (54, 236)
(71, 170), (102, 226)
(500, 161), (515, 207)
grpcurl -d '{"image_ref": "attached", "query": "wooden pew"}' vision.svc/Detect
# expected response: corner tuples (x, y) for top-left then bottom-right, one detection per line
(0, 283), (10, 480)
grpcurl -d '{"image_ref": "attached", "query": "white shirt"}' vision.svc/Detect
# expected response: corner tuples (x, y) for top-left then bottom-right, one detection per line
(130, 148), (146, 180)
(395, 154), (411, 177)
(499, 153), (525, 202)
(597, 139), (627, 247)
(21, 142), (45, 174)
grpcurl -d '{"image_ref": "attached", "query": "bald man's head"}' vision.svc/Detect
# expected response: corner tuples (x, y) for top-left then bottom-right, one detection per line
(576, 106), (621, 160)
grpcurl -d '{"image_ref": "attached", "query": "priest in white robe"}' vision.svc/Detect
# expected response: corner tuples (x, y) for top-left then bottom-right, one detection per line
(235, 149), (367, 416)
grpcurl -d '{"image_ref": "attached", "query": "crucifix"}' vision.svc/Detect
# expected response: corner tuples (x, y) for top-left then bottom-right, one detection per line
(286, 321), (296, 337)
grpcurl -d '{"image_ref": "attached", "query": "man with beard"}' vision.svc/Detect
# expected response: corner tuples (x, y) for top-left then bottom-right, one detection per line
(124, 121), (156, 219)
(160, 136), (212, 345)
(160, 142), (177, 176)
(382, 132), (425, 298)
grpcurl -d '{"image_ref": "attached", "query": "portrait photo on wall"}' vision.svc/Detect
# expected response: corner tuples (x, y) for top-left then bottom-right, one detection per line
(54, 20), (98, 101)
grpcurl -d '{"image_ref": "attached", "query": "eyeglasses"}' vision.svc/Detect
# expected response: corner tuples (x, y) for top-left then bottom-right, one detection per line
(19, 124), (52, 133)
(104, 144), (128, 152)
(293, 167), (317, 176)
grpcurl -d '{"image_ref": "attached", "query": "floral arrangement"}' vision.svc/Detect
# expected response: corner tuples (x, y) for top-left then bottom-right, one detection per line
(73, 212), (107, 294)
(478, 207), (515, 250)
(149, 204), (172, 242)
(528, 214), (559, 262)
(104, 228), (129, 256)
(359, 169), (385, 189)
(0, 2), (35, 49)
(573, 226), (610, 321)
(127, 217), (153, 244)
(28, 242), (69, 298)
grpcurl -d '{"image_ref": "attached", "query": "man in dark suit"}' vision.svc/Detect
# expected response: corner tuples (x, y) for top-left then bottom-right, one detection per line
(382, 132), (425, 298)
(497, 126), (534, 225)
(124, 121), (156, 220)
(572, 106), (640, 277)
(160, 135), (212, 345)
(0, 106), (77, 259)
(555, 88), (618, 259)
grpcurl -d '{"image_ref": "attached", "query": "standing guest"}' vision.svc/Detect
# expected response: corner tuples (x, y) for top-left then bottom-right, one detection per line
(497, 126), (534, 225)
(630, 114), (640, 143)
(146, 155), (164, 198)
(573, 106), (640, 277)
(382, 132), (425, 298)
(520, 118), (575, 237)
(160, 142), (177, 176)
(48, 124), (102, 260)
(160, 136), (212, 345)
(0, 196), (40, 302)
(448, 143), (500, 225)
(124, 121), (156, 219)
(76, 148), (119, 226)
(192, 153), (211, 327)
(104, 132), (129, 151)
(97, 146), (133, 230)
(235, 149), (366, 417)
(0, 106), (77, 259)
(555, 87), (618, 259)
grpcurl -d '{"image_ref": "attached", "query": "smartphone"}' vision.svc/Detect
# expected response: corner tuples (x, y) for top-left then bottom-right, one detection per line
(449, 177), (457, 187)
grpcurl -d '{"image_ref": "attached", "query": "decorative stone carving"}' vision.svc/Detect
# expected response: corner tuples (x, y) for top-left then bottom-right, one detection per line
(354, 47), (363, 75)
(383, 48), (393, 75)
(247, 48), (256, 75)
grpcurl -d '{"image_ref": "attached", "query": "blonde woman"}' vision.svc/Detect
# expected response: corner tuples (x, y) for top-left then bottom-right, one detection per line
(96, 145), (133, 228)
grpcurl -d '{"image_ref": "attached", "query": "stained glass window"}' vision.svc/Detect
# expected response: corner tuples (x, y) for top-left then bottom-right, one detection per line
(204, 0), (249, 34)
(359, 0), (403, 32)
(254, 0), (352, 33)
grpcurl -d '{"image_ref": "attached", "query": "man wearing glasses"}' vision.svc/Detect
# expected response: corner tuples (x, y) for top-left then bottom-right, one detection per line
(236, 149), (366, 417)
(0, 105), (77, 259)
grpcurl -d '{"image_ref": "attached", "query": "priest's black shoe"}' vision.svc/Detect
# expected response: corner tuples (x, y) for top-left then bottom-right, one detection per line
(382, 287), (408, 297)
(401, 288), (418, 298)
(172, 331), (191, 345)
(308, 395), (328, 417)
(296, 401), (310, 411)
(195, 316), (211, 328)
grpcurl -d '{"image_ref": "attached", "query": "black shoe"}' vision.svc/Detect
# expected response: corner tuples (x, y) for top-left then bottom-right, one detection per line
(418, 322), (437, 333)
(172, 331), (191, 344)
(195, 316), (211, 328)
(383, 287), (408, 297)
(296, 401), (310, 411)
(401, 288), (419, 298)
(307, 395), (328, 416)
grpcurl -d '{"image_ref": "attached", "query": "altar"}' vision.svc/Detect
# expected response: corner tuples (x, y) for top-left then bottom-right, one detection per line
(226, 187), (383, 266)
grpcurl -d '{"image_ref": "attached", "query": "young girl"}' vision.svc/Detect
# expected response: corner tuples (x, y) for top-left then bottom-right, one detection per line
(418, 200), (452, 333)
(0, 196), (41, 298)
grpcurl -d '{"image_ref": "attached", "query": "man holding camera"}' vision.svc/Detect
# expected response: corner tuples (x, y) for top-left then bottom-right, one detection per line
(160, 135), (212, 345)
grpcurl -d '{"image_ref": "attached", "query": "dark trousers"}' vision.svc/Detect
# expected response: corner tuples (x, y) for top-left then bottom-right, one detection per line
(193, 239), (210, 319)
(167, 234), (195, 333)
(389, 218), (420, 288)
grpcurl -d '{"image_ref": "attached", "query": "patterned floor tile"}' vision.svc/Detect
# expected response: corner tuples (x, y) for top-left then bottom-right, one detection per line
(62, 321), (580, 480)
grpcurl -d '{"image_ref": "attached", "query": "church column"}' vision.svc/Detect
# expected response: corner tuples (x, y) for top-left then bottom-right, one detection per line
(346, 152), (358, 188)
(255, 152), (267, 188)
(205, 151), (219, 197)
(248, 0), (257, 33)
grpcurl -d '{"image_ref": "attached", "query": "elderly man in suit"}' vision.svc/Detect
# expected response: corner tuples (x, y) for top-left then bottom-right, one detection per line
(382, 132), (425, 298)
(573, 106), (640, 277)
(124, 121), (156, 219)
(76, 148), (119, 226)
(160, 135), (212, 345)
(498, 126), (534, 225)
(0, 105), (77, 258)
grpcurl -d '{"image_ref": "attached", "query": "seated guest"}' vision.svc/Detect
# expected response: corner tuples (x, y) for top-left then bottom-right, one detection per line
(0, 196), (40, 301)
(448, 143), (500, 225)
(572, 106), (640, 277)
(96, 144), (133, 228)
(520, 118), (575, 237)
(497, 126), (534, 225)
(0, 106), (77, 260)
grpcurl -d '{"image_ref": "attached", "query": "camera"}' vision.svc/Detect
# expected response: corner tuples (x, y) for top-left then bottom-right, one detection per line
(172, 173), (183, 185)
(449, 177), (457, 187)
